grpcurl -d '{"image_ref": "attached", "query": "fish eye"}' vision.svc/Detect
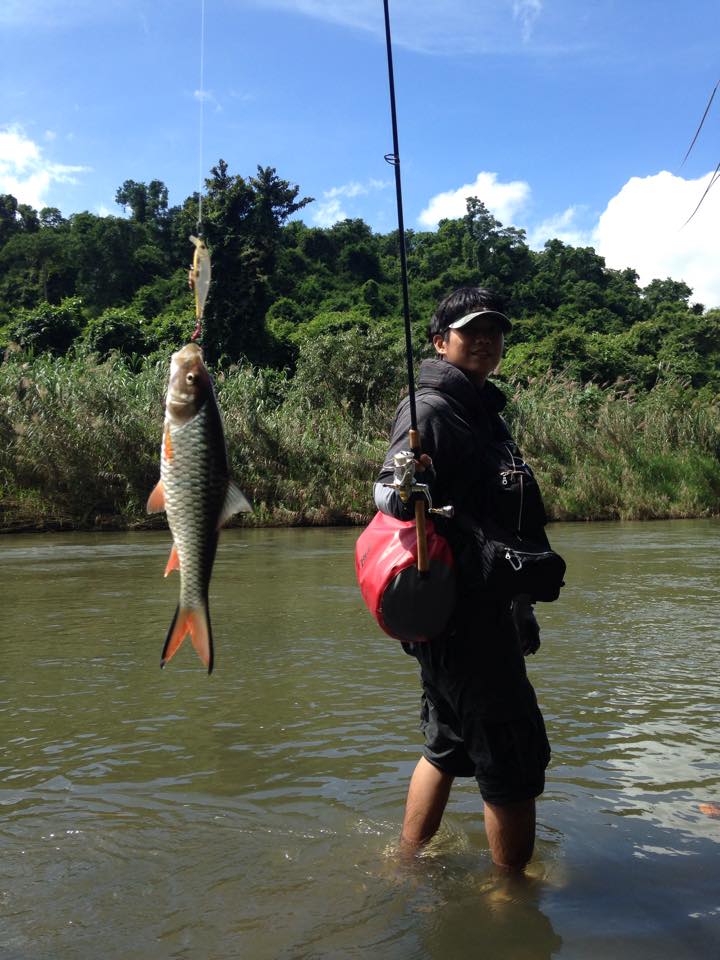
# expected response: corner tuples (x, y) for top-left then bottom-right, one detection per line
(186, 373), (196, 384)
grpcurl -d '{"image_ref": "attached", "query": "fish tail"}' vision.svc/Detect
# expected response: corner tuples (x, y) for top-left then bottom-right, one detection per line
(161, 604), (214, 674)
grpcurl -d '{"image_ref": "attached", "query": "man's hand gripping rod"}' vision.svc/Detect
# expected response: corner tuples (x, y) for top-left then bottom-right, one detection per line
(384, 442), (454, 574)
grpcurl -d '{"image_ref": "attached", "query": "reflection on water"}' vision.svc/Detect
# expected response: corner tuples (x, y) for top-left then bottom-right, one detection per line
(1, 520), (719, 959)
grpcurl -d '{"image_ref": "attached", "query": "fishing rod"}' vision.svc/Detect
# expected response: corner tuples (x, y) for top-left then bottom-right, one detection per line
(382, 0), (429, 572)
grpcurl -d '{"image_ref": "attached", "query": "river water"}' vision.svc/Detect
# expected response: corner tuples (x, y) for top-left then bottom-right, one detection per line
(2, 520), (718, 959)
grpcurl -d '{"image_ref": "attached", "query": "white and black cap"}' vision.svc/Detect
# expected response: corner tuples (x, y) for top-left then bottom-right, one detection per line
(448, 309), (512, 333)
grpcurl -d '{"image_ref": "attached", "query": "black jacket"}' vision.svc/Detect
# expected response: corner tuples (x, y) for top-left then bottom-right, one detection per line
(376, 357), (513, 522)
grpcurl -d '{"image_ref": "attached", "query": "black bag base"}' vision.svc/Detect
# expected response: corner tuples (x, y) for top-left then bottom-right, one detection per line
(453, 513), (566, 603)
(381, 559), (456, 643)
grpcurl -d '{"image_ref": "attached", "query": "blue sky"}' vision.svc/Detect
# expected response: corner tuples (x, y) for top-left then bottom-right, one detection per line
(2, 0), (720, 305)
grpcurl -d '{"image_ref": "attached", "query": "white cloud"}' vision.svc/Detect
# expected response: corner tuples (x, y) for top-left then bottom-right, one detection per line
(324, 178), (387, 200)
(312, 177), (389, 226)
(228, 90), (256, 103)
(593, 170), (720, 307)
(313, 196), (346, 227)
(418, 171), (530, 228)
(245, 0), (553, 55)
(513, 0), (542, 42)
(193, 88), (222, 112)
(420, 166), (720, 308)
(0, 125), (89, 211)
(527, 205), (595, 249)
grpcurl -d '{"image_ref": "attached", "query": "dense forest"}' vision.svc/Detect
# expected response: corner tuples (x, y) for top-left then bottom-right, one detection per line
(0, 160), (718, 529)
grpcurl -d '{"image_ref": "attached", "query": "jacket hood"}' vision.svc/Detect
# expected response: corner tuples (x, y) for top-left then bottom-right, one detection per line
(417, 358), (507, 416)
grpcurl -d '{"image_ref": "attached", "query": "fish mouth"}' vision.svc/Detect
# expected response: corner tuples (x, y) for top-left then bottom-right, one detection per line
(168, 390), (194, 404)
(168, 390), (195, 406)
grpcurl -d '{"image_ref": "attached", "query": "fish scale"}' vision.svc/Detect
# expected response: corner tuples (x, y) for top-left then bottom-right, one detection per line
(163, 404), (226, 610)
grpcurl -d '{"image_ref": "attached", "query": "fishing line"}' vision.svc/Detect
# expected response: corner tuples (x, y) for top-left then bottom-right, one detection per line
(197, 0), (206, 235)
(189, 0), (210, 344)
(680, 79), (719, 170)
(680, 78), (719, 226)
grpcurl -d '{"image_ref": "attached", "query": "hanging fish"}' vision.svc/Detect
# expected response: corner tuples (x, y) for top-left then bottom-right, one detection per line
(147, 343), (251, 673)
(189, 234), (212, 323)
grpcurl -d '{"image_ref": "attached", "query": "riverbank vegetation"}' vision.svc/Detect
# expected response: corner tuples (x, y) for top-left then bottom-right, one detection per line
(0, 163), (718, 530)
(2, 346), (718, 531)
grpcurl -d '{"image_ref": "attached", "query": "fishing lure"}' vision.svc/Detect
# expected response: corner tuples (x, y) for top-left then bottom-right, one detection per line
(189, 235), (211, 340)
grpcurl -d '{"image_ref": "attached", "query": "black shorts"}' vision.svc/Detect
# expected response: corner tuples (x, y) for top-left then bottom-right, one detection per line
(420, 686), (550, 804)
(411, 602), (551, 805)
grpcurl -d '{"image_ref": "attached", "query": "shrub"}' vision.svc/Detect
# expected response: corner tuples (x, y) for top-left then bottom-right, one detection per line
(8, 297), (85, 355)
(83, 306), (152, 358)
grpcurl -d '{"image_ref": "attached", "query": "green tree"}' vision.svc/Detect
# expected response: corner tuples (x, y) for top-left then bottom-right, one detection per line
(642, 278), (693, 310)
(0, 226), (76, 314)
(115, 179), (169, 225)
(198, 160), (312, 363)
(39, 207), (66, 229)
(70, 213), (160, 311)
(0, 194), (20, 247)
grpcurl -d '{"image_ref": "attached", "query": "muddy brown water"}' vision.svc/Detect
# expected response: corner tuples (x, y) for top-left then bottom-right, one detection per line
(2, 520), (719, 959)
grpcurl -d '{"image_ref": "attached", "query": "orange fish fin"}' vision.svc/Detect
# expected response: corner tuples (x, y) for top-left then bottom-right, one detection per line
(217, 480), (253, 528)
(161, 606), (189, 668)
(164, 544), (180, 577)
(163, 426), (174, 461)
(699, 802), (720, 818)
(160, 605), (214, 674)
(188, 605), (214, 674)
(146, 480), (166, 514)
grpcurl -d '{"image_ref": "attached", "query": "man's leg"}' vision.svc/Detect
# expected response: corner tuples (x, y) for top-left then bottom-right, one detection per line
(400, 756), (454, 850)
(483, 798), (536, 871)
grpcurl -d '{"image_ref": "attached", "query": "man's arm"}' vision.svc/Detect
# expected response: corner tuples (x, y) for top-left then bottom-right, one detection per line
(374, 454), (434, 519)
(374, 398), (440, 519)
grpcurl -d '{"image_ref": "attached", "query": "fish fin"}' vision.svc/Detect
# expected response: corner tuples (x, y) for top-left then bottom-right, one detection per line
(160, 605), (214, 674)
(189, 605), (214, 674)
(164, 544), (180, 577)
(163, 427), (174, 461)
(218, 480), (253, 528)
(161, 605), (186, 668)
(147, 480), (166, 514)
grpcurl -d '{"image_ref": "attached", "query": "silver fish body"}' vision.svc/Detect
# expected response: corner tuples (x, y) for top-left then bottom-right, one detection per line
(148, 344), (250, 672)
(163, 400), (225, 614)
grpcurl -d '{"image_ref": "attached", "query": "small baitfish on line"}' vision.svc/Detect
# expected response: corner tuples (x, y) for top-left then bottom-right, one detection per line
(189, 235), (212, 321)
(147, 343), (251, 673)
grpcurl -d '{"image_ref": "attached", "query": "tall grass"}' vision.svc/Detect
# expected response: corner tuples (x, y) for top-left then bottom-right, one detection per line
(506, 375), (720, 520)
(1, 349), (718, 531)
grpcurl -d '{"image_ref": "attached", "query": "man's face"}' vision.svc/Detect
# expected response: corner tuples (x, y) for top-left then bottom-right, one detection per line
(432, 317), (504, 384)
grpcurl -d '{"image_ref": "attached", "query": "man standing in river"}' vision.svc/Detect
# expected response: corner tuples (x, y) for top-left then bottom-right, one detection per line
(374, 287), (551, 871)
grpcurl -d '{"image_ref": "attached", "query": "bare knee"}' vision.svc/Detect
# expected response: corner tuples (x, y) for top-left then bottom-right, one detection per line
(483, 798), (536, 871)
(400, 757), (454, 850)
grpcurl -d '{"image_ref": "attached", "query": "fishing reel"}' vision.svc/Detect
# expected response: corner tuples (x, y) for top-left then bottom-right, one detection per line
(384, 451), (454, 519)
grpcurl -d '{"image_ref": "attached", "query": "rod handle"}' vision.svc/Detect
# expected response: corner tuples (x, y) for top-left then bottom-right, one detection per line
(415, 498), (429, 573)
